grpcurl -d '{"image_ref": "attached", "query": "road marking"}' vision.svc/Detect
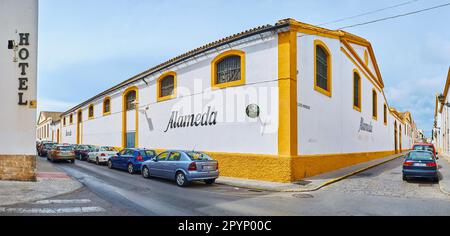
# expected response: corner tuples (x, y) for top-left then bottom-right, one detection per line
(0, 206), (106, 214)
(33, 199), (92, 205)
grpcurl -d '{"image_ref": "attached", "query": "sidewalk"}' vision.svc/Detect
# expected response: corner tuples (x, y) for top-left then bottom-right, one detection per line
(438, 154), (450, 195)
(0, 157), (82, 207)
(216, 152), (406, 192)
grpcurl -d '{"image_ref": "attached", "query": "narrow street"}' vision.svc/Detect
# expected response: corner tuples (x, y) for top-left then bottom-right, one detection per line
(2, 156), (450, 216)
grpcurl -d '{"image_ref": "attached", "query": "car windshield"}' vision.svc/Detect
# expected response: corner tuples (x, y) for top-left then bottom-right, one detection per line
(141, 150), (156, 157)
(186, 152), (213, 161)
(408, 152), (434, 161)
(58, 146), (74, 151)
(101, 147), (115, 151)
(413, 145), (434, 153)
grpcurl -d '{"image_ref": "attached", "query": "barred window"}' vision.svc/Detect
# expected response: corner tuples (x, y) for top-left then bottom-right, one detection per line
(372, 90), (378, 119)
(125, 91), (136, 111)
(316, 45), (329, 91)
(104, 99), (111, 114)
(69, 114), (73, 124)
(160, 75), (175, 98)
(216, 56), (241, 85)
(88, 105), (94, 119)
(353, 72), (361, 109)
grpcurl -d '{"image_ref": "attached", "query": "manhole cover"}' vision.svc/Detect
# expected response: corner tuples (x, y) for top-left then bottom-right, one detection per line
(294, 180), (312, 186)
(293, 194), (314, 199)
(248, 189), (264, 193)
(357, 173), (373, 177)
(419, 184), (433, 187)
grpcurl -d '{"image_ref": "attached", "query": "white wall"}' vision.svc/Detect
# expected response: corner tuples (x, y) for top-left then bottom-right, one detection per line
(61, 34), (280, 155)
(0, 0), (38, 155)
(297, 33), (406, 155)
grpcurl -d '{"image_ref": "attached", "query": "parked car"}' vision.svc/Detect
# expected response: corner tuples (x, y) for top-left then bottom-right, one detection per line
(141, 150), (219, 187)
(38, 142), (56, 157)
(74, 145), (96, 161)
(403, 150), (439, 182)
(47, 145), (76, 163)
(108, 148), (157, 174)
(412, 143), (437, 158)
(87, 146), (117, 165)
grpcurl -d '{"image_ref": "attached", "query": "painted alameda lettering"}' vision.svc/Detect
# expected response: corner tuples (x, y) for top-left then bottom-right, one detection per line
(17, 33), (30, 106)
(164, 106), (218, 132)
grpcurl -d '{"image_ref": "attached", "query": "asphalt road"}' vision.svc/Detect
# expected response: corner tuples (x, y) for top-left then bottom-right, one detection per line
(4, 157), (450, 216)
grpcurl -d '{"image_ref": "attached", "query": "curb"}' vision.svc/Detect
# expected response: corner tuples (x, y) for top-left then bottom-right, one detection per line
(438, 157), (450, 196)
(217, 154), (404, 193)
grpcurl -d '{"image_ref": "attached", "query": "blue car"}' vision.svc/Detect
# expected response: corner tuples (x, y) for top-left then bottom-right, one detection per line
(141, 150), (219, 187)
(403, 150), (439, 182)
(108, 148), (157, 174)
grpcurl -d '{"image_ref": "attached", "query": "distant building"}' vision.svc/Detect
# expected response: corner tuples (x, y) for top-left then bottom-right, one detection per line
(0, 0), (38, 181)
(59, 19), (418, 182)
(37, 112), (63, 143)
(433, 68), (450, 156)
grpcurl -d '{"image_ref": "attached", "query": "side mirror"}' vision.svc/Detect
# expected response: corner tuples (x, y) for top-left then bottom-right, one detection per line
(153, 157), (158, 162)
(117, 153), (121, 156)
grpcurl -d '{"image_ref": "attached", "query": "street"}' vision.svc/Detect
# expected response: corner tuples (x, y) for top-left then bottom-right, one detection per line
(2, 156), (450, 216)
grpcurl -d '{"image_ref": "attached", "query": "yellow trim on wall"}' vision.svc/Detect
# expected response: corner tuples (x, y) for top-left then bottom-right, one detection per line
(314, 39), (332, 97)
(157, 71), (177, 102)
(103, 97), (111, 116)
(353, 69), (362, 112)
(372, 89), (378, 121)
(278, 29), (298, 157)
(342, 40), (383, 89)
(211, 50), (246, 90)
(88, 104), (94, 120)
(364, 50), (369, 66)
(341, 47), (382, 93)
(122, 86), (139, 149)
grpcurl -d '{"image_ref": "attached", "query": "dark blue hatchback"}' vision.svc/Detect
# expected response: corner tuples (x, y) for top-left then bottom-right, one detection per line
(403, 151), (439, 182)
(108, 148), (157, 174)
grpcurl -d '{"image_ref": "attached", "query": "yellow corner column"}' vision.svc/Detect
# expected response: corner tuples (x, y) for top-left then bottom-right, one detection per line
(278, 28), (298, 158)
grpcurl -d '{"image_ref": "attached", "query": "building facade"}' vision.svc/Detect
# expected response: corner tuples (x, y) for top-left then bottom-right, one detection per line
(37, 112), (62, 143)
(59, 19), (417, 182)
(0, 0), (39, 181)
(433, 68), (450, 156)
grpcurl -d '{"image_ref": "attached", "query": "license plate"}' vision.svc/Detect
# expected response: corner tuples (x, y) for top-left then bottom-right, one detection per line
(204, 166), (214, 171)
(414, 163), (427, 167)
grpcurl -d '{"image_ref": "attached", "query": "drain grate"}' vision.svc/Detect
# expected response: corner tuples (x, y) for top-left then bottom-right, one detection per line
(357, 173), (373, 177)
(293, 194), (314, 199)
(418, 184), (433, 187)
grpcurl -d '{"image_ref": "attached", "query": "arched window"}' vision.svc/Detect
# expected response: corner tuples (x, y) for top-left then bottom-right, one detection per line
(314, 40), (332, 97)
(211, 50), (245, 89)
(353, 70), (361, 112)
(372, 89), (378, 120)
(157, 72), (177, 102)
(69, 114), (73, 124)
(63, 117), (66, 126)
(103, 98), (111, 115)
(125, 90), (137, 111)
(88, 105), (94, 119)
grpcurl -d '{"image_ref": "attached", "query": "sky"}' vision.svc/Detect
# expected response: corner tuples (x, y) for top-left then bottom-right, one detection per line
(38, 0), (450, 136)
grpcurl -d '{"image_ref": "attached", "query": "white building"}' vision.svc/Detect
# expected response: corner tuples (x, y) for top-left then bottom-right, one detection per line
(0, 0), (38, 181)
(433, 68), (450, 156)
(37, 112), (62, 143)
(59, 19), (417, 182)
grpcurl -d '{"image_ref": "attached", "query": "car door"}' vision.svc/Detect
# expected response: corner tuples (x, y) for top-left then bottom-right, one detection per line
(164, 152), (182, 179)
(149, 152), (169, 178)
(113, 149), (127, 168)
(120, 149), (133, 170)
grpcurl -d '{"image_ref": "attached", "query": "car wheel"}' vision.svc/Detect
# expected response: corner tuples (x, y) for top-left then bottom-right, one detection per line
(142, 167), (151, 179)
(433, 177), (439, 183)
(70, 159), (75, 164)
(128, 163), (135, 174)
(96, 157), (100, 165)
(108, 160), (113, 169)
(205, 179), (215, 185)
(176, 172), (189, 187)
(402, 175), (407, 181)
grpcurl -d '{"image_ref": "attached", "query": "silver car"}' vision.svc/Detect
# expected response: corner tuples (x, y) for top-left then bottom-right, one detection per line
(141, 150), (219, 187)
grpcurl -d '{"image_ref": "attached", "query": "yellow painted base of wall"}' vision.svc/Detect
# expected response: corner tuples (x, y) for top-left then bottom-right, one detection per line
(153, 149), (397, 183)
(292, 151), (396, 180)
